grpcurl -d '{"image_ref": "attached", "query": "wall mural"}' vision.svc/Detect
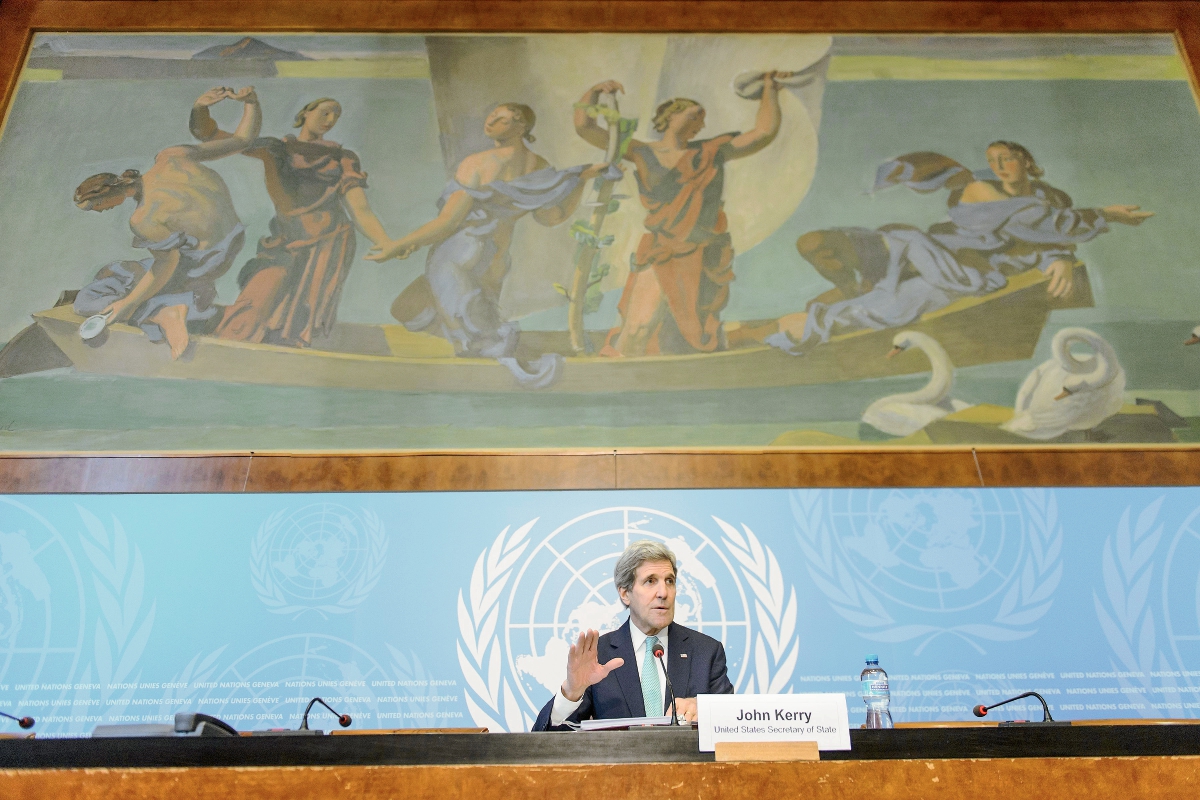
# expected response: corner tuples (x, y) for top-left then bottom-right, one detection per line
(2, 487), (1199, 736)
(0, 33), (1197, 450)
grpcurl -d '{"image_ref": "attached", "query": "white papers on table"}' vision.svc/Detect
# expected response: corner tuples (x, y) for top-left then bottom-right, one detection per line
(579, 716), (673, 731)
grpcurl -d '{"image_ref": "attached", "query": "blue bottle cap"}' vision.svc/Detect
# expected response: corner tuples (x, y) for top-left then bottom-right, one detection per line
(865, 654), (879, 664)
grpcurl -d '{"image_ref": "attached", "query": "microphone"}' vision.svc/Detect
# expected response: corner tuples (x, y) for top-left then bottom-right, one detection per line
(652, 643), (679, 726)
(299, 697), (352, 731)
(0, 710), (34, 729)
(973, 691), (1056, 723)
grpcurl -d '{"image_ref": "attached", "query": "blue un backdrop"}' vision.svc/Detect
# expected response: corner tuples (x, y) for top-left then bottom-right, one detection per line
(1, 488), (1197, 736)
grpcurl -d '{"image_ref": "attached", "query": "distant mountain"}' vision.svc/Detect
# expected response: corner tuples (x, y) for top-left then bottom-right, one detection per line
(192, 37), (311, 61)
(28, 40), (81, 59)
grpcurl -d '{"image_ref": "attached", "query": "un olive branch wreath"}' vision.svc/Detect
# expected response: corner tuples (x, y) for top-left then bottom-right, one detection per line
(712, 517), (800, 693)
(77, 505), (156, 718)
(1091, 496), (1193, 717)
(457, 518), (537, 732)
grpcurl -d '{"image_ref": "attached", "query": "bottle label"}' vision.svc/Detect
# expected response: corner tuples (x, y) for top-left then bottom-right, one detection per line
(862, 679), (889, 697)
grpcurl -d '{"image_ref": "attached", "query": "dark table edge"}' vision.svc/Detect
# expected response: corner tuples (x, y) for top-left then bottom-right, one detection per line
(2, 725), (1200, 770)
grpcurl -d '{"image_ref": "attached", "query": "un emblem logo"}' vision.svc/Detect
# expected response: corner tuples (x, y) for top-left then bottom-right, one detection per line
(795, 489), (1062, 653)
(456, 507), (799, 732)
(251, 504), (387, 616)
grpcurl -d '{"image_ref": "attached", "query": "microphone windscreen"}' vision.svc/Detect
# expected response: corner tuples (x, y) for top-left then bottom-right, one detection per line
(972, 705), (987, 718)
(652, 644), (665, 658)
(18, 717), (34, 728)
(338, 714), (352, 727)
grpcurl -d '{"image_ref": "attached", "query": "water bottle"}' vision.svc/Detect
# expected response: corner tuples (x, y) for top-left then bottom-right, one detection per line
(860, 654), (893, 729)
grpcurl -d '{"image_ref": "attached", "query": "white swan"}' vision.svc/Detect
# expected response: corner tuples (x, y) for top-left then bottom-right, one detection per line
(1001, 327), (1126, 440)
(1186, 325), (1199, 345)
(861, 331), (971, 437)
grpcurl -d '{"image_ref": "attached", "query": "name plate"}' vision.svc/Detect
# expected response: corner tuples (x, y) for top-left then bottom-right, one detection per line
(696, 693), (851, 752)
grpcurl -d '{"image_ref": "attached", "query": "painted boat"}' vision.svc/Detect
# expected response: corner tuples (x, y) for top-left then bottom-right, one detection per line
(13, 265), (1091, 394)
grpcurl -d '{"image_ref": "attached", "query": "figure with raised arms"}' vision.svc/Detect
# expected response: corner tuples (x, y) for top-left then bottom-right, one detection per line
(192, 93), (397, 348)
(574, 74), (786, 357)
(73, 86), (260, 359)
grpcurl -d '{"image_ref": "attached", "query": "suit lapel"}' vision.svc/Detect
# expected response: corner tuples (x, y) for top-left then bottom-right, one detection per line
(667, 622), (692, 702)
(610, 620), (645, 717)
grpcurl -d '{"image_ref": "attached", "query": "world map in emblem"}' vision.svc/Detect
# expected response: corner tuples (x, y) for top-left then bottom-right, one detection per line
(0, 499), (86, 704)
(252, 503), (387, 614)
(504, 507), (751, 714)
(269, 505), (371, 598)
(828, 489), (1027, 613)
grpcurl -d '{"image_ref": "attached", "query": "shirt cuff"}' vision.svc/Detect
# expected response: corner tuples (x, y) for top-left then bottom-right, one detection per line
(550, 687), (584, 726)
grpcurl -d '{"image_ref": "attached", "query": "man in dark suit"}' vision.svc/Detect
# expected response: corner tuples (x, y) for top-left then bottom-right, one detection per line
(532, 540), (734, 731)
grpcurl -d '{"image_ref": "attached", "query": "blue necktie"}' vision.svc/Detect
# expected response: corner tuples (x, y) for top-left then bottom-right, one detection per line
(641, 635), (662, 717)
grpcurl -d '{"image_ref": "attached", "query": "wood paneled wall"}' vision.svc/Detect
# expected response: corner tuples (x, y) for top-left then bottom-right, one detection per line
(1, 1), (1197, 493)
(6, 755), (1200, 799)
(0, 447), (1194, 492)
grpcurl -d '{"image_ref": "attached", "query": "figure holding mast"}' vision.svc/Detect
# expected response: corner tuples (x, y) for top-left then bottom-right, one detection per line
(561, 90), (637, 354)
(574, 73), (785, 356)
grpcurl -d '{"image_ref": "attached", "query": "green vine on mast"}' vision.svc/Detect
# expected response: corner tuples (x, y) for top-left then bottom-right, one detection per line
(557, 96), (637, 355)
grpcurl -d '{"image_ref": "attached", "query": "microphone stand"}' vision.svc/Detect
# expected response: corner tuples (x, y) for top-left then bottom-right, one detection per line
(299, 697), (352, 732)
(653, 647), (680, 726)
(973, 691), (1067, 725)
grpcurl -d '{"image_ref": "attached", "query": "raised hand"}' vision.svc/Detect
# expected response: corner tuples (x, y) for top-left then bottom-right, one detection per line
(591, 79), (626, 97)
(562, 629), (624, 701)
(229, 86), (258, 104)
(195, 87), (232, 107)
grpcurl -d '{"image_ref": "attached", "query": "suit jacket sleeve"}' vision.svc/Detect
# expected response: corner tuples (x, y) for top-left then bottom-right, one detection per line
(707, 641), (735, 694)
(532, 686), (596, 732)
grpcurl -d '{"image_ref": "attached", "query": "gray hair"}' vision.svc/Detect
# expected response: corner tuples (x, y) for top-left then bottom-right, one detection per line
(614, 540), (677, 598)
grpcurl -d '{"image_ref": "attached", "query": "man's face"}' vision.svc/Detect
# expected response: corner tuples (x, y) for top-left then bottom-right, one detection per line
(618, 559), (676, 635)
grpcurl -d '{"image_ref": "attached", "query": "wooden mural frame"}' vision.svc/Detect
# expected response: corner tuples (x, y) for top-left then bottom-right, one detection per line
(0, 0), (1197, 493)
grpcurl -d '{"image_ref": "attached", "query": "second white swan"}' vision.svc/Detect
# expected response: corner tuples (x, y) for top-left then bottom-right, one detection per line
(1001, 326), (1126, 440)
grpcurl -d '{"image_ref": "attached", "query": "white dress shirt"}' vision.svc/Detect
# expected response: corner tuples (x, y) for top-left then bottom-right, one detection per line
(550, 621), (669, 726)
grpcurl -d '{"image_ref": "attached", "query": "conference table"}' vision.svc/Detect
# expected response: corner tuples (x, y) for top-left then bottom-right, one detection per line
(2, 723), (1199, 798)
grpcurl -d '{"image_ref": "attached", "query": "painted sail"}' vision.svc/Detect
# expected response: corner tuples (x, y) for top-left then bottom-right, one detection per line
(425, 34), (831, 321)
